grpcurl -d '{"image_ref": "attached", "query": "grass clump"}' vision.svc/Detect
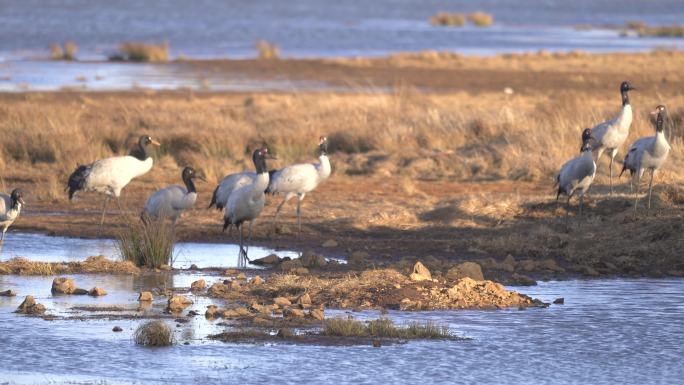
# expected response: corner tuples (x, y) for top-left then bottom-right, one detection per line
(626, 21), (684, 38)
(134, 320), (173, 346)
(116, 219), (176, 269)
(110, 42), (169, 62)
(468, 12), (494, 27)
(50, 41), (78, 60)
(430, 12), (465, 27)
(256, 40), (280, 60)
(323, 317), (451, 339)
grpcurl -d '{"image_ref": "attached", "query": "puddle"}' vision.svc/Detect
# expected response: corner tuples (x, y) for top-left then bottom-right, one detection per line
(0, 232), (300, 269)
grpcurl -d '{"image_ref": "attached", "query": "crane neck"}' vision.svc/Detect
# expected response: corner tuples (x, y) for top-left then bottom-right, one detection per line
(183, 176), (196, 193)
(621, 90), (630, 106)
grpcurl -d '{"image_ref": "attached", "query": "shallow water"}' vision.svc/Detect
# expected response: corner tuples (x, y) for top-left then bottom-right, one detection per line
(0, 232), (300, 269)
(0, 277), (682, 384)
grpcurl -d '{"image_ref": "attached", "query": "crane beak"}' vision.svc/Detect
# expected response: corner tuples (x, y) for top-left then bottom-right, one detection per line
(18, 197), (25, 206)
(151, 139), (161, 146)
(197, 175), (207, 182)
(650, 108), (659, 115)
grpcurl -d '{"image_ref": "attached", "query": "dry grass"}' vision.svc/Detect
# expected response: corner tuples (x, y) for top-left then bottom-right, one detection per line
(0, 256), (139, 275)
(50, 41), (78, 61)
(626, 21), (684, 38)
(256, 40), (280, 60)
(467, 12), (493, 27)
(134, 320), (173, 346)
(117, 219), (176, 268)
(110, 42), (169, 62)
(323, 317), (451, 339)
(430, 12), (465, 27)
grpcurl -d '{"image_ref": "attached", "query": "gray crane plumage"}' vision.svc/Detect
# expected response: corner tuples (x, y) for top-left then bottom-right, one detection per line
(143, 166), (202, 224)
(0, 189), (25, 242)
(556, 128), (597, 218)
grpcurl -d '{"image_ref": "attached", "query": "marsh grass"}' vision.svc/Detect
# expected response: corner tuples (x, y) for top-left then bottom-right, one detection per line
(626, 21), (684, 38)
(256, 40), (280, 60)
(468, 12), (494, 27)
(323, 317), (451, 339)
(110, 42), (169, 62)
(117, 218), (176, 268)
(430, 12), (465, 27)
(134, 320), (173, 346)
(50, 41), (78, 60)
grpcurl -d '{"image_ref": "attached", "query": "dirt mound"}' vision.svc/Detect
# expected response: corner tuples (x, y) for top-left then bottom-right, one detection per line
(0, 256), (140, 275)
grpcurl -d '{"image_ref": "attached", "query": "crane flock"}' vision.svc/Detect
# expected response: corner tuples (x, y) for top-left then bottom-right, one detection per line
(0, 82), (675, 267)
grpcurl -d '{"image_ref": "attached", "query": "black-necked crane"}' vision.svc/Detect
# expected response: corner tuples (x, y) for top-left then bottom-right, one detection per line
(266, 136), (331, 235)
(620, 105), (671, 212)
(223, 148), (275, 267)
(142, 166), (204, 224)
(66, 135), (160, 226)
(556, 128), (596, 218)
(208, 172), (256, 211)
(592, 81), (636, 194)
(0, 188), (25, 242)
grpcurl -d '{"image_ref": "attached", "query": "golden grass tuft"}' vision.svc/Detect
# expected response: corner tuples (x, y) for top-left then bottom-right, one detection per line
(50, 41), (78, 61)
(626, 21), (684, 38)
(468, 12), (494, 27)
(117, 219), (176, 269)
(134, 320), (173, 346)
(323, 317), (451, 339)
(0, 256), (139, 275)
(111, 42), (169, 62)
(256, 40), (280, 60)
(430, 12), (465, 27)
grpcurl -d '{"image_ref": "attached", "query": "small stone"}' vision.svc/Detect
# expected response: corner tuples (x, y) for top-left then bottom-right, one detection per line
(236, 273), (247, 280)
(224, 268), (240, 276)
(322, 239), (338, 248)
(189, 264), (199, 270)
(274, 297), (291, 307)
(167, 295), (193, 312)
(205, 305), (219, 318)
(409, 261), (432, 282)
(553, 298), (565, 305)
(511, 273), (537, 286)
(15, 295), (46, 315)
(446, 262), (484, 281)
(229, 280), (241, 290)
(501, 254), (516, 272)
(0, 289), (17, 297)
(138, 291), (153, 302)
(277, 328), (293, 338)
(72, 288), (89, 295)
(283, 308), (305, 318)
(187, 310), (200, 316)
(250, 276), (264, 285)
(88, 287), (107, 296)
(208, 283), (229, 297)
(190, 279), (206, 291)
(112, 326), (123, 332)
(278, 259), (303, 272)
(251, 254), (281, 266)
(51, 277), (76, 295)
(372, 339), (382, 348)
(160, 264), (172, 271)
(292, 267), (310, 275)
(300, 251), (327, 268)
(309, 308), (325, 320)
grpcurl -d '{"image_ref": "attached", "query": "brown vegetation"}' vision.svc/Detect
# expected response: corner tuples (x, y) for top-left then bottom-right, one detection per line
(0, 256), (140, 275)
(134, 320), (173, 346)
(430, 12), (465, 27)
(49, 41), (78, 61)
(256, 40), (280, 60)
(110, 42), (169, 62)
(626, 21), (684, 38)
(467, 12), (494, 27)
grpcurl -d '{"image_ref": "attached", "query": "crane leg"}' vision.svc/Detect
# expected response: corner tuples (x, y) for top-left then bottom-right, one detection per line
(272, 193), (294, 233)
(246, 220), (254, 255)
(98, 196), (110, 230)
(296, 193), (305, 238)
(647, 169), (655, 210)
(1, 230), (5, 243)
(579, 194), (584, 217)
(634, 169), (642, 213)
(609, 149), (618, 196)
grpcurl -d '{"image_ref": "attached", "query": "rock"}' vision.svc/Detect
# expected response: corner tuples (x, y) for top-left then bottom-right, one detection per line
(309, 308), (325, 320)
(538, 259), (565, 273)
(292, 267), (310, 275)
(283, 308), (305, 318)
(88, 287), (107, 296)
(51, 277), (76, 294)
(322, 239), (338, 248)
(167, 295), (193, 312)
(348, 251), (368, 266)
(223, 268), (240, 276)
(409, 261), (432, 281)
(501, 254), (516, 272)
(222, 307), (251, 319)
(0, 289), (16, 297)
(190, 279), (206, 291)
(277, 328), (293, 338)
(205, 305), (219, 318)
(229, 280), (241, 289)
(477, 257), (499, 270)
(160, 264), (172, 271)
(372, 339), (382, 348)
(447, 262), (484, 281)
(553, 297), (565, 305)
(518, 259), (537, 272)
(15, 295), (46, 315)
(296, 293), (312, 308)
(279, 259), (303, 272)
(511, 273), (537, 286)
(112, 326), (123, 332)
(236, 273), (247, 280)
(208, 283), (229, 297)
(189, 264), (199, 270)
(274, 297), (291, 307)
(300, 251), (327, 268)
(250, 276), (264, 285)
(251, 254), (282, 266)
(72, 288), (89, 295)
(138, 291), (154, 302)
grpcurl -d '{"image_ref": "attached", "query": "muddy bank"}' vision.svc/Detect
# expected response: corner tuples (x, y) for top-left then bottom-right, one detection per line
(0, 256), (139, 275)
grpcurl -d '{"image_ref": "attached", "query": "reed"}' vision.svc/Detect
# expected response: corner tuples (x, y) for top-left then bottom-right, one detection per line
(430, 12), (466, 27)
(468, 12), (494, 27)
(116, 218), (176, 268)
(256, 40), (280, 60)
(323, 317), (451, 339)
(49, 41), (78, 61)
(110, 42), (169, 62)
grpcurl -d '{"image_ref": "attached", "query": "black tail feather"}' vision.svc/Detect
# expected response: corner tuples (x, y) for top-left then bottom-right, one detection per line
(66, 165), (89, 201)
(208, 184), (221, 210)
